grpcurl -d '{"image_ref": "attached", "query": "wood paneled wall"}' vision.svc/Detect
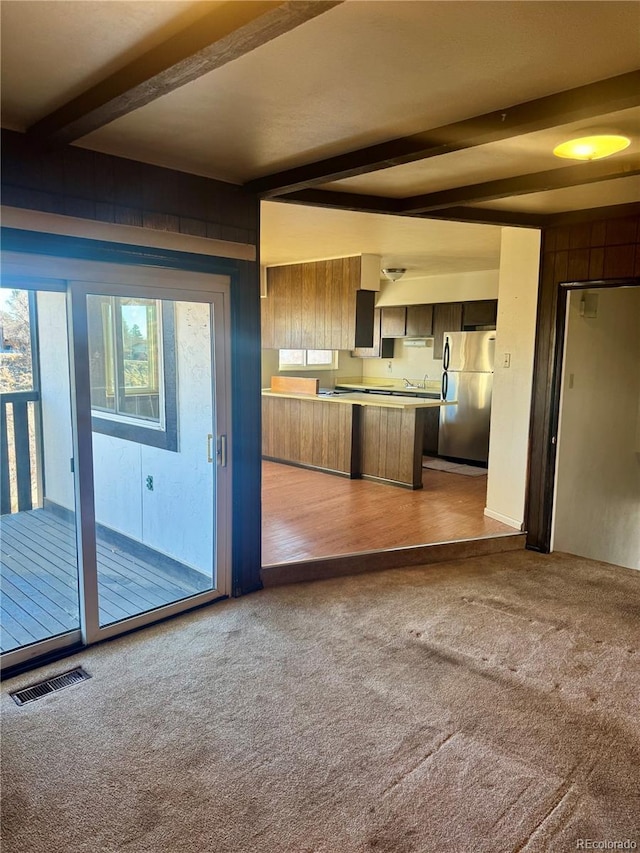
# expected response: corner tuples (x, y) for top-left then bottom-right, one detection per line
(526, 213), (640, 552)
(1, 129), (258, 245)
(262, 396), (355, 475)
(262, 256), (374, 350)
(1, 130), (262, 596)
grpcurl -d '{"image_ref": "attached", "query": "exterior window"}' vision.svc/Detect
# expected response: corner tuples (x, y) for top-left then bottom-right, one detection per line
(87, 296), (177, 451)
(279, 349), (338, 370)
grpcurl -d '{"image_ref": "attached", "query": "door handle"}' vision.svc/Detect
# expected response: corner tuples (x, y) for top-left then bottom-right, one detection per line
(207, 434), (214, 463)
(442, 372), (448, 401)
(217, 434), (227, 468)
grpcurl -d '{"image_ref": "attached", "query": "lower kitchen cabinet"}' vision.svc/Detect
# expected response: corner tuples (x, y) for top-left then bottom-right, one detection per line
(359, 405), (425, 488)
(262, 395), (356, 475)
(422, 407), (440, 455)
(262, 393), (445, 489)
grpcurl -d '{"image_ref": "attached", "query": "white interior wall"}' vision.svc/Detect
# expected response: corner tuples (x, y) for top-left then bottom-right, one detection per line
(375, 270), (498, 307)
(553, 287), (640, 570)
(485, 227), (541, 529)
(363, 339), (442, 385)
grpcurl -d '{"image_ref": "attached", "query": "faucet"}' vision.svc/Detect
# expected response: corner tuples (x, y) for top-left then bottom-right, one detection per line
(403, 374), (429, 390)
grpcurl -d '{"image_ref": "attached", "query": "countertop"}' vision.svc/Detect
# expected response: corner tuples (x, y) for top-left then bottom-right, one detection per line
(336, 377), (442, 395)
(262, 389), (455, 410)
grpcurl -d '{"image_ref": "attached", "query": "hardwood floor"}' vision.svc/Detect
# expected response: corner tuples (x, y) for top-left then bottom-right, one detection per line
(262, 460), (514, 565)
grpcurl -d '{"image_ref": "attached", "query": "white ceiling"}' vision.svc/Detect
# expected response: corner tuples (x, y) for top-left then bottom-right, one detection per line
(260, 201), (503, 276)
(1, 0), (638, 277)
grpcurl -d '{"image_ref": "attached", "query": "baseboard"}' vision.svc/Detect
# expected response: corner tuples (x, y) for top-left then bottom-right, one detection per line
(483, 507), (523, 529)
(261, 532), (526, 587)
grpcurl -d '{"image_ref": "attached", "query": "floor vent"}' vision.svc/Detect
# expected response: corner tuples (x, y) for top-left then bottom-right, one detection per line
(10, 667), (91, 706)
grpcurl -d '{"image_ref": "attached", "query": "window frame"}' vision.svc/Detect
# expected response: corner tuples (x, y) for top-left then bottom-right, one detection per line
(278, 349), (339, 371)
(90, 300), (178, 452)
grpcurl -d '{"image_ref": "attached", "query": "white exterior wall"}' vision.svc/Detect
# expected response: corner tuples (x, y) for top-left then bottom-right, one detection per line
(553, 287), (640, 570)
(38, 291), (75, 512)
(485, 227), (541, 529)
(91, 301), (214, 574)
(40, 297), (215, 575)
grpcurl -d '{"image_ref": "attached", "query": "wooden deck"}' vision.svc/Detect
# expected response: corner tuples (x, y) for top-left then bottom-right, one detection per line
(0, 508), (210, 654)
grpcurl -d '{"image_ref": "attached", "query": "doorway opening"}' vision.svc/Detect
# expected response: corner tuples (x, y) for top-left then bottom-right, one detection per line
(552, 281), (640, 570)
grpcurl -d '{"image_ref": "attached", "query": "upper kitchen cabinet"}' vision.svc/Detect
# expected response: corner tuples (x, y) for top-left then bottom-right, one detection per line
(353, 308), (395, 359)
(380, 306), (407, 337)
(262, 255), (379, 350)
(462, 299), (497, 329)
(432, 302), (463, 358)
(406, 304), (433, 337)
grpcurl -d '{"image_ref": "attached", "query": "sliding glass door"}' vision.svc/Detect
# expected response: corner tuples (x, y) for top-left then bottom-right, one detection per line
(1, 263), (231, 666)
(1, 287), (82, 659)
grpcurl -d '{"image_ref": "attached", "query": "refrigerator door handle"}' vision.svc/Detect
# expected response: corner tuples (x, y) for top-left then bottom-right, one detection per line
(442, 371), (448, 401)
(443, 338), (450, 370)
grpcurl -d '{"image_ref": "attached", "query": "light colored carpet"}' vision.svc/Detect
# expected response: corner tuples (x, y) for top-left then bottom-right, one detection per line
(2, 550), (639, 853)
(422, 456), (487, 476)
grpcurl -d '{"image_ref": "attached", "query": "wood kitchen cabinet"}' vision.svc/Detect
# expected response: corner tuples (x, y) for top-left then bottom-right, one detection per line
(380, 306), (407, 337)
(422, 407), (440, 455)
(462, 299), (497, 329)
(406, 304), (433, 336)
(432, 302), (463, 358)
(262, 395), (355, 475)
(352, 308), (395, 358)
(262, 255), (377, 350)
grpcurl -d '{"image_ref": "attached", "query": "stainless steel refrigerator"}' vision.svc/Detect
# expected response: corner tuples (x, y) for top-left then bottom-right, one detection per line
(438, 330), (495, 464)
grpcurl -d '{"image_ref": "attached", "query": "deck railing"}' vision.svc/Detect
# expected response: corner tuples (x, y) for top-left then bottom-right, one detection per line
(0, 390), (43, 515)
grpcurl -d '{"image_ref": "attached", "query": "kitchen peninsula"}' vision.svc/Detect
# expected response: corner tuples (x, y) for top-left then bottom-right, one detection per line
(262, 386), (455, 489)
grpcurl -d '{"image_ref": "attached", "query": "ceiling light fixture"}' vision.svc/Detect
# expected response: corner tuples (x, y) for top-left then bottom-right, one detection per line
(552, 134), (631, 161)
(382, 268), (406, 282)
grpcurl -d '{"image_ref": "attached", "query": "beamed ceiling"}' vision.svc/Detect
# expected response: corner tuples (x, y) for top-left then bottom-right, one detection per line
(1, 0), (639, 271)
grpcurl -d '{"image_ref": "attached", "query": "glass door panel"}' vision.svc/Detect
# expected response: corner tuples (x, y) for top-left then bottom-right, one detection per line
(85, 294), (218, 627)
(1, 288), (81, 655)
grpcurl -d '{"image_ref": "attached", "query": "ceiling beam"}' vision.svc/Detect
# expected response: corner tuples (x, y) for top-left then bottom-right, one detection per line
(400, 155), (640, 214)
(27, 0), (344, 145)
(414, 208), (546, 229)
(275, 189), (404, 214)
(245, 71), (640, 197)
(273, 189), (545, 228)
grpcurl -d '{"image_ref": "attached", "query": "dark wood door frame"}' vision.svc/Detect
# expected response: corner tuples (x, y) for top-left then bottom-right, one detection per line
(526, 275), (640, 553)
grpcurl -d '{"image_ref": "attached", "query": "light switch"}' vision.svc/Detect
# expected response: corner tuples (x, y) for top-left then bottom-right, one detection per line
(502, 353), (511, 368)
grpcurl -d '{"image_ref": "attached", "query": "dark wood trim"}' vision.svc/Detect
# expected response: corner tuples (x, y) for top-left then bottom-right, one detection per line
(276, 189), (545, 227)
(275, 189), (404, 214)
(245, 71), (640, 197)
(544, 202), (640, 227)
(230, 259), (263, 596)
(417, 207), (546, 228)
(525, 204), (640, 558)
(400, 156), (640, 214)
(28, 1), (344, 145)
